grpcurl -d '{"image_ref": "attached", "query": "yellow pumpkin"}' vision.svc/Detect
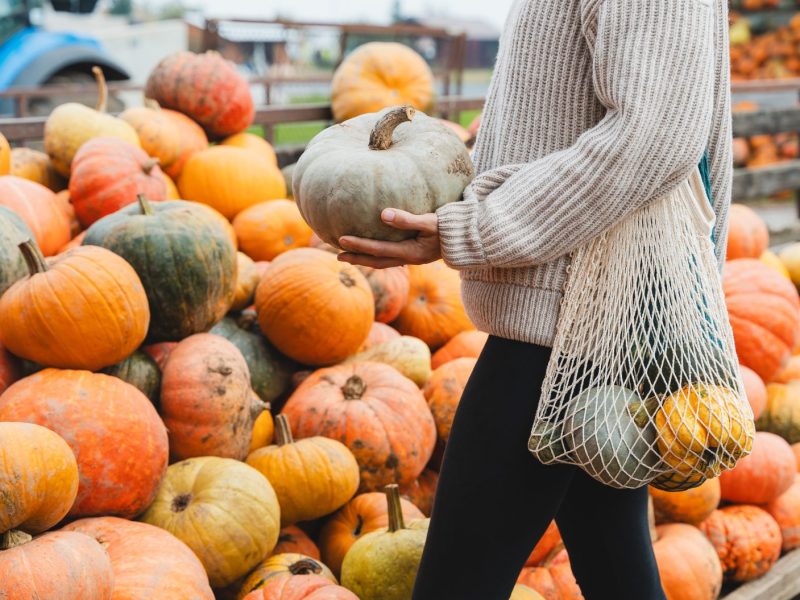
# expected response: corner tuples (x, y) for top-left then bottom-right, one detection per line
(343, 336), (432, 387)
(238, 553), (337, 599)
(231, 252), (261, 311)
(250, 410), (275, 452)
(162, 172), (180, 199)
(10, 148), (67, 192)
(221, 132), (278, 167)
(0, 131), (10, 175)
(761, 250), (791, 279)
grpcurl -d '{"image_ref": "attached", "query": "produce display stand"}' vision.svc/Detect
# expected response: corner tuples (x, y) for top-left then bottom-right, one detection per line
(719, 548), (800, 600)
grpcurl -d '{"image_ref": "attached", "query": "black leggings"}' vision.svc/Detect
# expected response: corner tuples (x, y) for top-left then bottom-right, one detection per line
(413, 336), (667, 600)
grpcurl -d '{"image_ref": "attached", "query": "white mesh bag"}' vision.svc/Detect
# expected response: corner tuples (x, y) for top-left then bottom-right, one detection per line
(528, 168), (756, 491)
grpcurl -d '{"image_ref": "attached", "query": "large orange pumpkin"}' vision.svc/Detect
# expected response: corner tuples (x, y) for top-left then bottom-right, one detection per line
(234, 200), (313, 261)
(0, 175), (70, 256)
(653, 523), (722, 600)
(719, 431), (797, 504)
(243, 575), (358, 600)
(765, 474), (800, 552)
(424, 357), (476, 445)
(723, 258), (800, 381)
(255, 248), (374, 366)
(740, 364), (767, 420)
(431, 330), (489, 369)
(282, 362), (436, 491)
(393, 261), (473, 350)
(358, 265), (410, 324)
(650, 478), (720, 526)
(161, 108), (209, 179)
(0, 242), (149, 371)
(398, 468), (438, 517)
(726, 204), (769, 260)
(10, 147), (67, 191)
(221, 132), (278, 167)
(0, 369), (168, 518)
(331, 42), (434, 122)
(63, 516), (214, 599)
(273, 525), (321, 559)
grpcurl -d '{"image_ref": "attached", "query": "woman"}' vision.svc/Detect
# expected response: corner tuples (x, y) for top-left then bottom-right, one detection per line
(338, 0), (732, 598)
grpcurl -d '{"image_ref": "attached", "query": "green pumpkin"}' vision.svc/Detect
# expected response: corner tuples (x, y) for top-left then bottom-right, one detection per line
(83, 196), (237, 342)
(340, 485), (429, 600)
(209, 312), (293, 403)
(101, 350), (161, 406)
(633, 341), (737, 397)
(0, 206), (35, 296)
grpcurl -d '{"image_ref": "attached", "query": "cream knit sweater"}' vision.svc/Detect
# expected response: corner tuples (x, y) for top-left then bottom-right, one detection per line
(437, 0), (732, 347)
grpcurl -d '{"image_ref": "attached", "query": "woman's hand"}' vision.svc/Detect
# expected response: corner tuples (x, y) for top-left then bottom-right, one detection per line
(337, 208), (441, 268)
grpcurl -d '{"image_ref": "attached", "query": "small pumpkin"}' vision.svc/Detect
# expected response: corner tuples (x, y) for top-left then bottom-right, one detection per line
(251, 410), (276, 452)
(44, 66), (140, 176)
(69, 137), (167, 227)
(243, 575), (358, 600)
(161, 108), (209, 179)
(0, 422), (78, 535)
(431, 330), (489, 369)
(247, 415), (360, 526)
(740, 364), (767, 420)
(256, 248), (374, 366)
(650, 478), (720, 526)
(344, 336), (432, 386)
(273, 526), (320, 559)
(0, 205), (34, 295)
(101, 349), (161, 406)
(0, 175), (70, 256)
(120, 102), (182, 172)
(63, 516), (214, 600)
(282, 362), (436, 491)
(758, 381), (800, 444)
(653, 523), (722, 600)
(393, 261), (474, 350)
(294, 106), (472, 248)
(761, 249), (791, 279)
(238, 553), (336, 599)
(140, 456), (281, 588)
(359, 322), (401, 351)
(765, 474), (800, 552)
(0, 369), (168, 518)
(424, 357), (475, 444)
(357, 265), (410, 323)
(222, 132), (278, 167)
(398, 468), (438, 517)
(161, 333), (266, 461)
(142, 341), (178, 371)
(234, 199), (314, 262)
(719, 431), (796, 504)
(232, 251), (261, 311)
(331, 43), (434, 122)
(726, 204), (769, 260)
(0, 241), (149, 370)
(10, 147), (67, 191)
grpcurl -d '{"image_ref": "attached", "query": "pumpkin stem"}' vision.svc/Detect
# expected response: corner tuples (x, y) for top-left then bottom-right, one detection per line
(368, 105), (416, 151)
(18, 240), (48, 275)
(0, 530), (32, 550)
(142, 158), (160, 175)
(237, 310), (258, 331)
(249, 392), (267, 421)
(171, 493), (192, 513)
(342, 375), (366, 400)
(288, 558), (324, 576)
(385, 484), (406, 532)
(274, 414), (294, 446)
(137, 194), (155, 216)
(91, 66), (108, 113)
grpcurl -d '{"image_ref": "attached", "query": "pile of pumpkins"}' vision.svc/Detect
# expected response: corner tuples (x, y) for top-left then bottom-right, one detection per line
(730, 12), (800, 80)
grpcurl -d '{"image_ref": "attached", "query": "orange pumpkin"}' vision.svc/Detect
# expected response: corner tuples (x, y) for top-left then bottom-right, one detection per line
(54, 189), (81, 238)
(424, 357), (476, 445)
(0, 131), (10, 174)
(359, 322), (401, 351)
(234, 200), (313, 262)
(765, 474), (800, 552)
(251, 409), (276, 452)
(740, 364), (767, 420)
(773, 355), (800, 384)
(431, 330), (489, 369)
(719, 431), (797, 504)
(239, 553), (337, 599)
(318, 491), (425, 576)
(524, 522), (563, 567)
(221, 132), (278, 167)
(282, 362), (436, 491)
(57, 230), (86, 254)
(273, 526), (321, 560)
(161, 108), (209, 179)
(120, 103), (182, 172)
(242, 575), (358, 600)
(517, 547), (583, 600)
(794, 442), (800, 470)
(10, 147), (67, 191)
(0, 175), (70, 256)
(732, 138), (750, 167)
(142, 341), (178, 371)
(726, 204), (769, 260)
(162, 171), (180, 199)
(650, 478), (720, 526)
(358, 265), (410, 324)
(398, 468), (438, 517)
(653, 523), (722, 600)
(723, 258), (800, 381)
(393, 261), (473, 350)
(255, 248), (374, 366)
(0, 341), (20, 395)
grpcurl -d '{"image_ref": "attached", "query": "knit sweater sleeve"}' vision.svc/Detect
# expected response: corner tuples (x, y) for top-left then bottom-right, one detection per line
(437, 0), (716, 269)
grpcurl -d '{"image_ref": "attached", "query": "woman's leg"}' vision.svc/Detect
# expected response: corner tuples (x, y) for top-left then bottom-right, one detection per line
(555, 470), (667, 599)
(412, 336), (577, 600)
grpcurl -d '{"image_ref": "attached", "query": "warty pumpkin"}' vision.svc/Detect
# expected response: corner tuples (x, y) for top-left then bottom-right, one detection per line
(243, 576), (358, 600)
(431, 329), (489, 369)
(83, 196), (236, 342)
(294, 106), (472, 248)
(273, 526), (321, 559)
(357, 265), (410, 323)
(238, 553), (336, 599)
(222, 132), (278, 167)
(331, 42), (434, 122)
(120, 102), (182, 172)
(63, 516), (214, 600)
(0, 241), (149, 370)
(234, 199), (314, 262)
(399, 469), (438, 518)
(0, 369), (168, 518)
(0, 205), (34, 295)
(10, 147), (67, 191)
(650, 478), (720, 526)
(69, 137), (167, 227)
(0, 422), (78, 535)
(758, 381), (800, 444)
(359, 322), (401, 351)
(161, 333), (266, 461)
(740, 364), (767, 420)
(282, 362), (436, 491)
(140, 456), (281, 588)
(653, 523), (722, 600)
(344, 335), (432, 386)
(101, 349), (161, 407)
(145, 50), (255, 139)
(255, 248), (374, 366)
(44, 66), (140, 176)
(232, 251), (261, 311)
(765, 474), (800, 552)
(719, 431), (797, 504)
(424, 357), (475, 444)
(726, 204), (769, 260)
(0, 530), (114, 600)
(0, 175), (70, 256)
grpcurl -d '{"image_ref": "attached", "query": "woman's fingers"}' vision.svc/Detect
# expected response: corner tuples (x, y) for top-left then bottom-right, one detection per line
(338, 236), (416, 258)
(337, 252), (408, 269)
(382, 209), (438, 234)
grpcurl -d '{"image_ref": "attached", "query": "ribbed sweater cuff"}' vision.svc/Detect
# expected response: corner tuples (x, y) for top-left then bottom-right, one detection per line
(436, 200), (487, 269)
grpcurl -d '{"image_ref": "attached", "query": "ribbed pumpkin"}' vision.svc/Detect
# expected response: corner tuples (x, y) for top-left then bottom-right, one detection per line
(0, 369), (168, 518)
(222, 132), (278, 167)
(101, 349), (161, 406)
(234, 200), (313, 262)
(246, 415), (359, 526)
(282, 362), (436, 491)
(179, 146), (286, 219)
(161, 333), (266, 461)
(525, 521), (562, 567)
(238, 553), (336, 599)
(758, 381), (800, 444)
(64, 516), (214, 600)
(344, 336), (432, 386)
(0, 422), (78, 535)
(145, 50), (255, 139)
(719, 431), (797, 504)
(232, 251), (261, 311)
(0, 242), (149, 370)
(653, 523), (722, 600)
(0, 175), (70, 256)
(0, 131), (9, 174)
(0, 530), (114, 600)
(740, 364), (767, 420)
(120, 103), (182, 172)
(83, 196), (236, 342)
(399, 469), (438, 518)
(318, 490), (424, 576)
(761, 249), (791, 279)
(765, 474), (800, 552)
(69, 137), (167, 227)
(210, 313), (294, 404)
(140, 456), (281, 588)
(726, 204), (769, 260)
(424, 357), (476, 444)
(44, 67), (140, 176)
(774, 355), (800, 384)
(0, 342), (20, 395)
(0, 205), (33, 295)
(650, 478), (720, 526)
(331, 42), (434, 122)
(723, 259), (800, 381)
(10, 147), (67, 191)
(243, 575), (358, 600)
(699, 506), (782, 582)
(431, 330), (489, 369)
(394, 261), (474, 350)
(356, 265), (410, 324)
(273, 526), (321, 559)
(160, 108), (209, 179)
(255, 248), (374, 366)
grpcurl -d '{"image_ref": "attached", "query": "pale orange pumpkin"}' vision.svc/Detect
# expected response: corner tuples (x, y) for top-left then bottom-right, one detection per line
(234, 200), (313, 262)
(431, 330), (489, 369)
(726, 204), (769, 260)
(161, 108), (209, 179)
(359, 322), (401, 351)
(765, 474), (800, 552)
(120, 103), (182, 171)
(0, 175), (71, 256)
(653, 523), (722, 600)
(162, 172), (180, 199)
(650, 478), (720, 526)
(719, 431), (797, 504)
(54, 190), (81, 238)
(424, 357), (476, 444)
(761, 249), (791, 279)
(10, 147), (67, 191)
(740, 364), (767, 420)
